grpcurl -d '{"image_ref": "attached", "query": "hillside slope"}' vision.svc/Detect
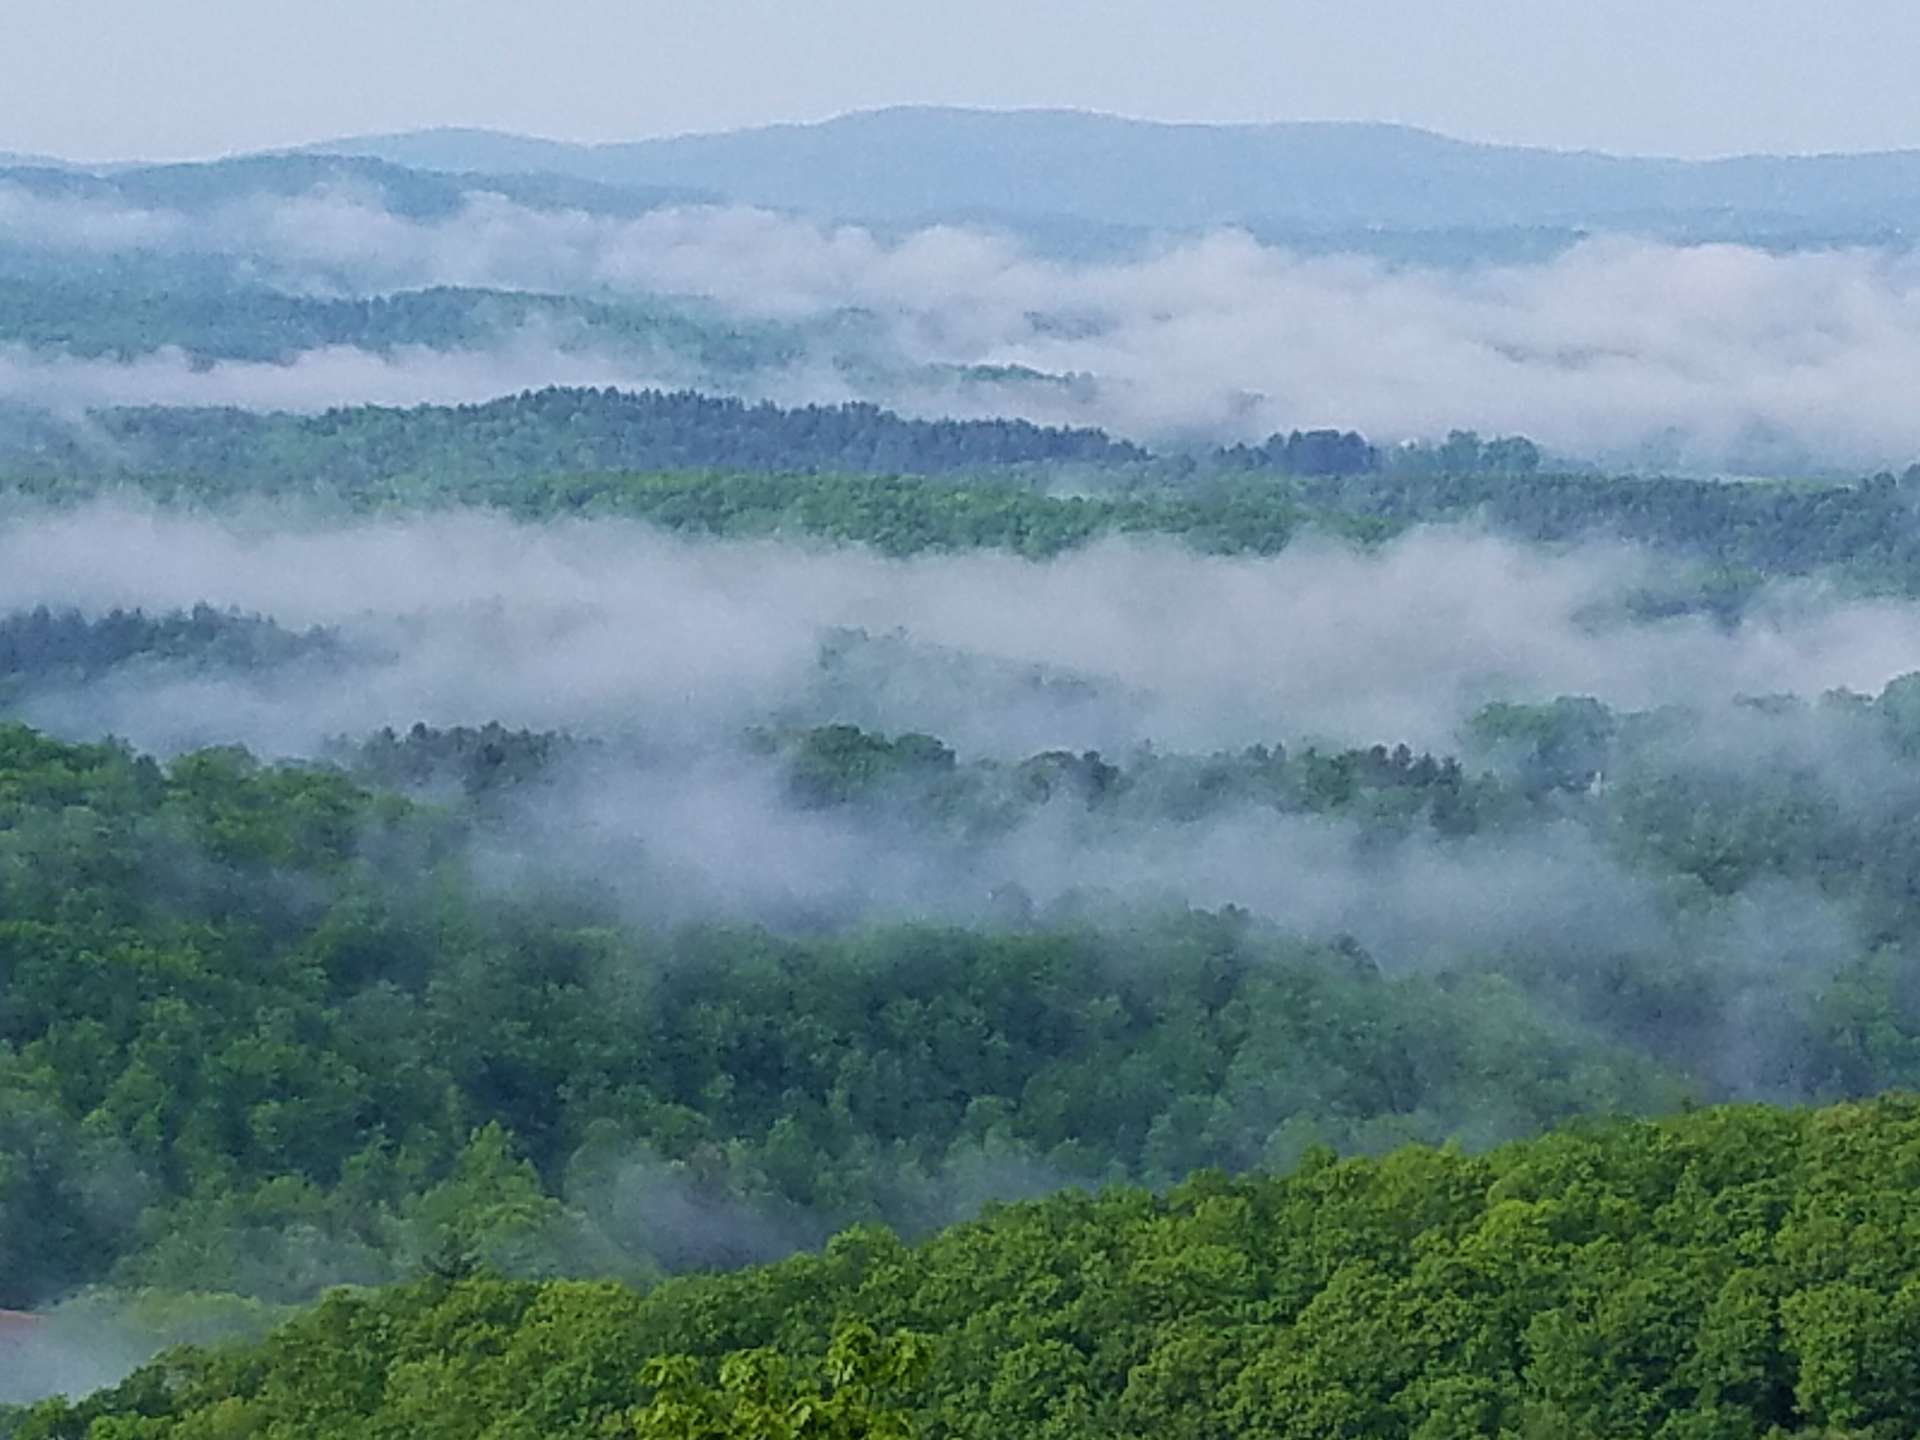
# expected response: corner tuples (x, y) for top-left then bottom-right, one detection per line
(21, 1098), (1920, 1438)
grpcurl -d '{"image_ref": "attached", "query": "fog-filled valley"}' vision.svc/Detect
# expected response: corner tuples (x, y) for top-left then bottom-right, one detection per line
(10, 136), (1920, 471)
(12, 104), (1920, 1440)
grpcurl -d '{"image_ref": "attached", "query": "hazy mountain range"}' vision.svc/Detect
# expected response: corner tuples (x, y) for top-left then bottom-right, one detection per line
(0, 107), (1912, 243)
(7, 107), (1920, 469)
(296, 107), (1920, 239)
(8, 107), (1920, 251)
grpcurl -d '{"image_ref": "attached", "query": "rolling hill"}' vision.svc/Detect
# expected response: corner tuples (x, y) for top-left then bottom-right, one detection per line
(302, 106), (1920, 238)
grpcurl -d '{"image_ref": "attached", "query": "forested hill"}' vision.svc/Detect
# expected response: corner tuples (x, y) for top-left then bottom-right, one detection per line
(0, 282), (798, 370)
(0, 719), (1691, 1313)
(14, 688), (1920, 1320)
(25, 1097), (1920, 1439)
(1, 388), (1145, 488)
(12, 390), (1920, 591)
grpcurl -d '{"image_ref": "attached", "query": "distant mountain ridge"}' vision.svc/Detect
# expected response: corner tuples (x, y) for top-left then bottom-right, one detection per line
(0, 151), (711, 220)
(13, 109), (1920, 247)
(296, 106), (1920, 237)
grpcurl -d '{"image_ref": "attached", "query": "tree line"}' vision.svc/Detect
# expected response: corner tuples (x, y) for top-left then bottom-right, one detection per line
(9, 389), (1920, 593)
(21, 1096), (1920, 1438)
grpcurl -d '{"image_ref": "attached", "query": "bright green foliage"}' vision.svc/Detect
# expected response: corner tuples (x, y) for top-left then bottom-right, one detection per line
(0, 722), (1687, 1308)
(624, 1325), (930, 1440)
(19, 684), (1920, 1315)
(25, 1098), (1920, 1439)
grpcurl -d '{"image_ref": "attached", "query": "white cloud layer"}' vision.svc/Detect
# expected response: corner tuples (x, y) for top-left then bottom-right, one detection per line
(5, 504), (1918, 759)
(8, 182), (1920, 467)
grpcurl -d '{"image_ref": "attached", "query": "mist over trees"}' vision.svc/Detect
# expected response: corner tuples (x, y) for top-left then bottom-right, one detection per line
(14, 394), (1920, 608)
(14, 149), (1920, 469)
(28, 1099), (1920, 1437)
(14, 110), (1920, 1440)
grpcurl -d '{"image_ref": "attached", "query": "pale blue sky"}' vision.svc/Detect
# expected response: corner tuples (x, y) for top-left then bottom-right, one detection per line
(5, 0), (1915, 162)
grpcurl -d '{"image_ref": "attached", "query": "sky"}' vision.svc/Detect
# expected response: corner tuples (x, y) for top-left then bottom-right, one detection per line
(3, 0), (1916, 163)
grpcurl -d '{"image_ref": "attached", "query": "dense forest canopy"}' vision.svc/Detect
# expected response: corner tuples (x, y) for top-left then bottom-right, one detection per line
(24, 1097), (1920, 1438)
(8, 388), (1920, 600)
(0, 718), (1693, 1312)
(12, 127), (1920, 1438)
(7, 446), (1920, 1427)
(7, 661), (1920, 1321)
(0, 389), (1147, 491)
